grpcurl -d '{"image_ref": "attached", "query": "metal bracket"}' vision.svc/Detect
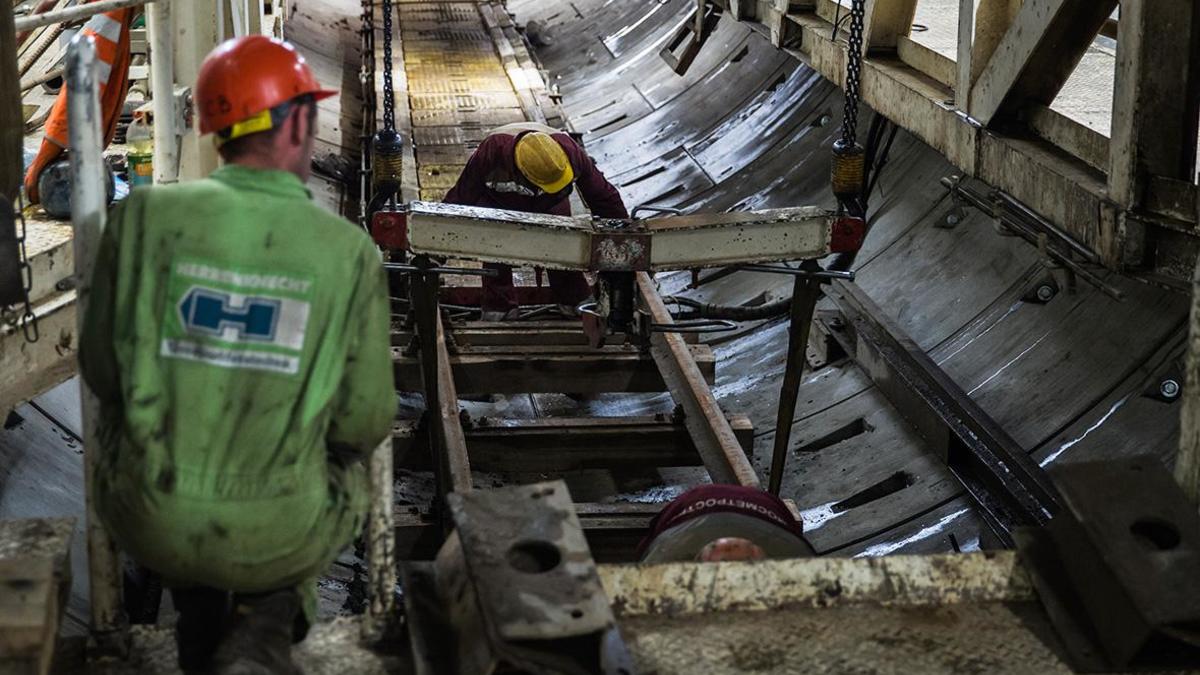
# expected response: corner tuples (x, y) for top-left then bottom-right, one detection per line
(401, 481), (635, 675)
(1016, 457), (1200, 671)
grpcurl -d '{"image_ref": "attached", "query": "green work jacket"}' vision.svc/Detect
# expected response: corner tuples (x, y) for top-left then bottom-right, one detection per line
(79, 165), (395, 590)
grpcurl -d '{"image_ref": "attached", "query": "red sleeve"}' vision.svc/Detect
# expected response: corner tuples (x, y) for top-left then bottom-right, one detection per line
(443, 135), (504, 205)
(562, 137), (629, 219)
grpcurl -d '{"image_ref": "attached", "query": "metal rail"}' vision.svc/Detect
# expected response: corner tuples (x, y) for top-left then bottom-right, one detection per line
(410, 268), (472, 504)
(15, 0), (156, 31)
(637, 272), (760, 487)
(822, 280), (1061, 544)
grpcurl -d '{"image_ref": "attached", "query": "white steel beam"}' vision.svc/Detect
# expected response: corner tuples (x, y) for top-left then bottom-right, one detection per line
(404, 202), (844, 271)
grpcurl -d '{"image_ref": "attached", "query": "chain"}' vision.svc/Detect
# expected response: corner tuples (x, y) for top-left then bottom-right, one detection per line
(381, 0), (396, 132)
(839, 0), (866, 147)
(1, 195), (39, 343)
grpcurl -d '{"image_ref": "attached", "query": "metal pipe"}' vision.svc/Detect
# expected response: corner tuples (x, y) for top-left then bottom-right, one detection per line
(15, 0), (155, 31)
(67, 33), (126, 646)
(147, 0), (178, 184)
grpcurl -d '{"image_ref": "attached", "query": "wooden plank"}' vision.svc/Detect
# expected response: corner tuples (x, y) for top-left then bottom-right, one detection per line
(0, 518), (73, 675)
(968, 0), (1117, 126)
(392, 344), (716, 394)
(1109, 0), (1200, 214)
(0, 292), (77, 415)
(863, 0), (918, 52)
(637, 273), (759, 487)
(393, 414), (755, 472)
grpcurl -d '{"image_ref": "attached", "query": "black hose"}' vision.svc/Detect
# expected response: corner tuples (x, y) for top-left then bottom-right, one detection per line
(666, 294), (793, 321)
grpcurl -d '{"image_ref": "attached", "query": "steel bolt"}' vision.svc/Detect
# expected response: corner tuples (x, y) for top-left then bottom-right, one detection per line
(1035, 284), (1055, 302)
(945, 212), (961, 226)
(1160, 379), (1181, 399)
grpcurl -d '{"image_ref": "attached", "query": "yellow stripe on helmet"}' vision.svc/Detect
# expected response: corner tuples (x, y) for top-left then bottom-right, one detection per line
(217, 108), (274, 145)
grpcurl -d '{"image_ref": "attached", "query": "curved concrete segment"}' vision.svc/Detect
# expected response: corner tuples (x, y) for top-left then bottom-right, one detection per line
(509, 0), (1187, 555)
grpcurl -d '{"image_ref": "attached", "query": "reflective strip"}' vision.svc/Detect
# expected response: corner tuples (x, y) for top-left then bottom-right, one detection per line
(222, 109), (274, 143)
(95, 59), (112, 86)
(83, 13), (123, 44)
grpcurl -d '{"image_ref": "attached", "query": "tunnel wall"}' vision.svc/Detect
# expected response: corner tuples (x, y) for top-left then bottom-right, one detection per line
(510, 0), (1188, 555)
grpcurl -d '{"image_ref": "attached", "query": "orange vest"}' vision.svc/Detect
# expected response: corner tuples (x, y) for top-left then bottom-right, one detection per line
(24, 7), (134, 204)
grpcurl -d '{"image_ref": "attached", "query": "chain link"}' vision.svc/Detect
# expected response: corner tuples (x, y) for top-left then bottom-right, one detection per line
(1, 195), (40, 343)
(381, 0), (396, 132)
(840, 0), (866, 147)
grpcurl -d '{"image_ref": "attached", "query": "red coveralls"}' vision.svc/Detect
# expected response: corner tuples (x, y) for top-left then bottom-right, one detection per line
(442, 122), (629, 314)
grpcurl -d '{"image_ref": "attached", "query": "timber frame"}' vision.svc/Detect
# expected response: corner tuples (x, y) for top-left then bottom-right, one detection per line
(722, 0), (1200, 287)
(398, 260), (760, 555)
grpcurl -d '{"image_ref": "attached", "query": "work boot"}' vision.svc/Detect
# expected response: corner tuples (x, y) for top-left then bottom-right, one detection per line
(172, 586), (231, 674)
(211, 589), (303, 675)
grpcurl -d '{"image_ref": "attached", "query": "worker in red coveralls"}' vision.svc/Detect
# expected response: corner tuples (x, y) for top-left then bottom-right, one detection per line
(638, 485), (816, 562)
(442, 122), (629, 320)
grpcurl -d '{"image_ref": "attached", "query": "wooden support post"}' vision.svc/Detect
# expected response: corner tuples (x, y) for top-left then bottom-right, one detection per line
(968, 0), (1117, 127)
(0, 1), (21, 199)
(362, 436), (396, 640)
(1178, 254), (1200, 507)
(969, 0), (1021, 85)
(1110, 0), (1200, 210)
(955, 0), (974, 111)
(637, 273), (760, 488)
(863, 0), (918, 53)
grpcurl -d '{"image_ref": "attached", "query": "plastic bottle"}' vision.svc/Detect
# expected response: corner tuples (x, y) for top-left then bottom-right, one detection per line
(126, 115), (154, 188)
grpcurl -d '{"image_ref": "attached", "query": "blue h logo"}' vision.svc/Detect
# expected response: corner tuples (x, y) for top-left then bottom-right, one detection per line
(178, 287), (280, 342)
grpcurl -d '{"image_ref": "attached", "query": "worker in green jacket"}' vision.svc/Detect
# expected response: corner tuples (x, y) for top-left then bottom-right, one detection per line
(79, 36), (395, 674)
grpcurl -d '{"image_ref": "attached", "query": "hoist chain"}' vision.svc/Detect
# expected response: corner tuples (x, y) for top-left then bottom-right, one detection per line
(1, 196), (40, 343)
(381, 0), (396, 132)
(839, 0), (866, 147)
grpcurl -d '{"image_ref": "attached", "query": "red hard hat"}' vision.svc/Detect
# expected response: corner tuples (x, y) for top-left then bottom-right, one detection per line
(195, 35), (336, 136)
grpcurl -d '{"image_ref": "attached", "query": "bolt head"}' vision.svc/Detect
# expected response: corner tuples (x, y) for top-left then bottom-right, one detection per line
(1036, 284), (1055, 302)
(946, 213), (961, 226)
(1161, 379), (1181, 399)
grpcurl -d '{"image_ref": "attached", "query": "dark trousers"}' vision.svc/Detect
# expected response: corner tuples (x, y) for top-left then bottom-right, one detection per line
(481, 262), (591, 312)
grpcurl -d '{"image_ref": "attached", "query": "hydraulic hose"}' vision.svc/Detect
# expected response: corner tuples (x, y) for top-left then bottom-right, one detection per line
(666, 294), (793, 321)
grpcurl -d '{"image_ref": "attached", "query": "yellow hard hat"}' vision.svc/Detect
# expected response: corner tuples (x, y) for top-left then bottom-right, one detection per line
(515, 132), (574, 194)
